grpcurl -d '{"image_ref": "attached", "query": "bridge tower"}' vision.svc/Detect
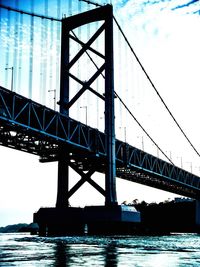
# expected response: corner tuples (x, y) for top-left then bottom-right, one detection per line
(34, 5), (140, 235)
(57, 4), (117, 208)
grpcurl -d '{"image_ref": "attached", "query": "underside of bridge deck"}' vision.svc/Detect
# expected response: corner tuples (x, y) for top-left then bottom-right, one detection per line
(0, 112), (200, 200)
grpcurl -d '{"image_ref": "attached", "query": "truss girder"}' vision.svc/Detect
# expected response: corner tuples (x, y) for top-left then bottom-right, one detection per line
(115, 142), (200, 198)
(0, 86), (200, 199)
(0, 86), (106, 155)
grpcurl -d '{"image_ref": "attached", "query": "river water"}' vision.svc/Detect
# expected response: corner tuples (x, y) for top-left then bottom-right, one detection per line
(1, 233), (200, 266)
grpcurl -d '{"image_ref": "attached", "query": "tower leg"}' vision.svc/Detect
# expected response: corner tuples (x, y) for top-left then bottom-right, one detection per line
(56, 155), (69, 207)
(196, 200), (200, 232)
(104, 5), (117, 206)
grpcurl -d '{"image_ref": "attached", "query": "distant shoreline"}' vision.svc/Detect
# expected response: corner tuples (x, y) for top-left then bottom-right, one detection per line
(1, 198), (197, 235)
(0, 223), (38, 233)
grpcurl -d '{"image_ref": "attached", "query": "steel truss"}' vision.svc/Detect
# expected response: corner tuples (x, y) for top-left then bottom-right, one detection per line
(0, 85), (200, 199)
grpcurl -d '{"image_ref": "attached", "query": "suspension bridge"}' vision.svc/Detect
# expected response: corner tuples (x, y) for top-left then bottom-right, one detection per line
(1, 0), (200, 235)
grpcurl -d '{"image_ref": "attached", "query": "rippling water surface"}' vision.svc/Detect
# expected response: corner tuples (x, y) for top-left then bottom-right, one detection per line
(1, 233), (200, 266)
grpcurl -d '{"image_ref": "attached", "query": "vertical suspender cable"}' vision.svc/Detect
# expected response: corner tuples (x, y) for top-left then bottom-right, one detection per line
(5, 9), (10, 88)
(56, 0), (61, 105)
(13, 0), (19, 93)
(87, 5), (91, 79)
(29, 0), (34, 99)
(124, 28), (128, 131)
(86, 4), (91, 124)
(78, 0), (82, 81)
(68, 0), (72, 16)
(42, 0), (48, 105)
(117, 23), (122, 129)
(49, 18), (53, 93)
(96, 21), (99, 129)
(18, 11), (23, 94)
(77, 0), (82, 114)
(0, 6), (2, 85)
(40, 17), (44, 103)
(40, 0), (48, 105)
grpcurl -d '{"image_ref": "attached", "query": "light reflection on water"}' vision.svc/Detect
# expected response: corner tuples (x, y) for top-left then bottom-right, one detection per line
(1, 233), (200, 266)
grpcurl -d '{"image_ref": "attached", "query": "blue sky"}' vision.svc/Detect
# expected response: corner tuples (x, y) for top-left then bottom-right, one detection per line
(0, 0), (200, 226)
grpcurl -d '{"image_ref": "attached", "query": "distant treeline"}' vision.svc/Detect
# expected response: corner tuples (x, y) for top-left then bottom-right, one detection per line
(0, 199), (197, 235)
(123, 199), (196, 234)
(0, 223), (38, 233)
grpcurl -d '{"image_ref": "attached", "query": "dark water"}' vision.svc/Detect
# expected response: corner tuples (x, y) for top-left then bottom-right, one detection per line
(1, 233), (200, 266)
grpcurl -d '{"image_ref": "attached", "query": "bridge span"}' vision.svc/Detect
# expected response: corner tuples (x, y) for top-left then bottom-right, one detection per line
(1, 85), (200, 200)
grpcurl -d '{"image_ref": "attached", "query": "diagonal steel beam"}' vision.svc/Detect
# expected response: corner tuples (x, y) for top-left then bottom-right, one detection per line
(68, 162), (105, 197)
(87, 177), (105, 196)
(67, 23), (105, 70)
(67, 72), (105, 100)
(69, 33), (105, 59)
(67, 164), (94, 198)
(65, 63), (105, 109)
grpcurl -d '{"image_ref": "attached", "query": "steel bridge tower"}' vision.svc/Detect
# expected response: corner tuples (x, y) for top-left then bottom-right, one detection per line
(57, 4), (117, 208)
(34, 5), (140, 235)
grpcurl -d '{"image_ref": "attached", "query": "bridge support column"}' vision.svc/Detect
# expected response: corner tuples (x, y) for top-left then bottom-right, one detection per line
(55, 5), (70, 208)
(85, 205), (141, 235)
(104, 5), (117, 207)
(196, 200), (200, 232)
(56, 155), (69, 207)
(34, 207), (85, 236)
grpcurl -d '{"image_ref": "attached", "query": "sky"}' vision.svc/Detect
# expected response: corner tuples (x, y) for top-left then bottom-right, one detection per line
(0, 0), (200, 226)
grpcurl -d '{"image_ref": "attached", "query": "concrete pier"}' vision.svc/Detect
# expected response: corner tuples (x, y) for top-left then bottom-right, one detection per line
(33, 205), (141, 236)
(33, 207), (85, 236)
(85, 205), (141, 235)
(196, 200), (200, 233)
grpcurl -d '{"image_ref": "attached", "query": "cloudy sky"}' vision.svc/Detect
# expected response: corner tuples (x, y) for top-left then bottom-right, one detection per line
(0, 0), (200, 226)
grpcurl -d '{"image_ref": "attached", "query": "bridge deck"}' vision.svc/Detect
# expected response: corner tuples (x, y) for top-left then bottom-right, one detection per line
(0, 86), (200, 199)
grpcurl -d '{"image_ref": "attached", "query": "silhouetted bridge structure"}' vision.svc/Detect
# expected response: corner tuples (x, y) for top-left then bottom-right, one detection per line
(1, 4), (200, 235)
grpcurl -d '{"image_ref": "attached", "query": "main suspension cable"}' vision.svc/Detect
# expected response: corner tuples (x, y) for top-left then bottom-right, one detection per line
(113, 15), (200, 159)
(115, 91), (174, 165)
